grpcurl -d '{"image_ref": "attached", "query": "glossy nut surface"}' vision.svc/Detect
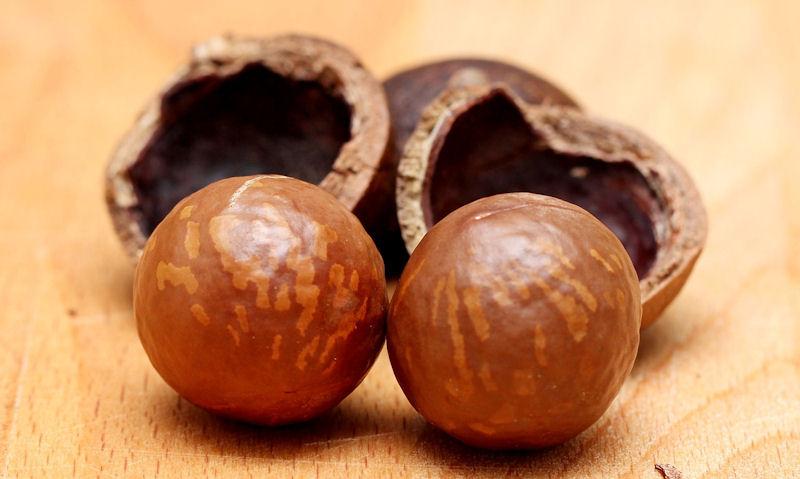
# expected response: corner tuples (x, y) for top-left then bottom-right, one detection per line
(387, 193), (641, 449)
(134, 175), (387, 425)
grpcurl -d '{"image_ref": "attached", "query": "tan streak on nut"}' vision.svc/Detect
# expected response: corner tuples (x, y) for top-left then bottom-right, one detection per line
(527, 268), (589, 343)
(328, 263), (350, 309)
(445, 271), (473, 395)
(616, 288), (628, 314)
(603, 291), (617, 309)
(296, 335), (321, 371)
(468, 423), (496, 435)
(590, 248), (616, 274)
(312, 222), (338, 260)
(478, 363), (498, 392)
(179, 205), (195, 219)
(462, 286), (490, 341)
(404, 345), (413, 370)
(270, 334), (282, 360)
(390, 257), (426, 315)
(547, 263), (598, 312)
(184, 221), (200, 259)
(156, 261), (198, 294)
(319, 297), (369, 363)
(274, 284), (291, 311)
(190, 304), (211, 326)
(610, 254), (623, 270)
(289, 255), (320, 336)
(431, 276), (446, 325)
(234, 305), (250, 333)
(535, 238), (575, 270)
(226, 324), (241, 347)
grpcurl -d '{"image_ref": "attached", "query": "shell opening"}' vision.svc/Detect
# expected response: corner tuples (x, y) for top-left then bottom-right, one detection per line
(424, 93), (659, 278)
(129, 63), (352, 235)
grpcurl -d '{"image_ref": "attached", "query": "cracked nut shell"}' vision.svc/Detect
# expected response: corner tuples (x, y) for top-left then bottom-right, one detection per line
(396, 85), (707, 328)
(387, 193), (641, 449)
(134, 175), (387, 425)
(107, 34), (394, 264)
(384, 58), (579, 162)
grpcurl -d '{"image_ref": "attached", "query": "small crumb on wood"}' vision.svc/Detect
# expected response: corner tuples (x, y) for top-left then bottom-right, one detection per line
(67, 308), (78, 317)
(655, 463), (683, 479)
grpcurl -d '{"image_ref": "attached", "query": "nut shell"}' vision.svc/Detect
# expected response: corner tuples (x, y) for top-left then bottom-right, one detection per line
(134, 175), (387, 425)
(107, 34), (393, 264)
(396, 85), (707, 328)
(387, 193), (641, 449)
(384, 58), (579, 161)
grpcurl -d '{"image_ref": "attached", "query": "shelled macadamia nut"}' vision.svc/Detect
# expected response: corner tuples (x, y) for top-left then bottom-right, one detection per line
(134, 175), (387, 425)
(388, 193), (641, 449)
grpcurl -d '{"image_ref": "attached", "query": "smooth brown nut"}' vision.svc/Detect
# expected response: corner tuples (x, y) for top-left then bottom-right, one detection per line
(396, 85), (707, 328)
(134, 175), (387, 425)
(107, 34), (394, 265)
(387, 193), (641, 449)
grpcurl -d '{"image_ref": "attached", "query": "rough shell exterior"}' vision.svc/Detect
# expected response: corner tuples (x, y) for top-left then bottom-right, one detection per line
(396, 85), (707, 328)
(387, 193), (641, 449)
(134, 175), (387, 425)
(107, 34), (393, 263)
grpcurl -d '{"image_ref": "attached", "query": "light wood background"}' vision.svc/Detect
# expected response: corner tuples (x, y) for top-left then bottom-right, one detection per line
(2, 0), (799, 477)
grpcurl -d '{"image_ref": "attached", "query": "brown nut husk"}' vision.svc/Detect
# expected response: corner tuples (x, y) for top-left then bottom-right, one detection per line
(387, 193), (641, 449)
(134, 175), (387, 425)
(396, 85), (707, 328)
(107, 34), (393, 264)
(384, 58), (580, 162)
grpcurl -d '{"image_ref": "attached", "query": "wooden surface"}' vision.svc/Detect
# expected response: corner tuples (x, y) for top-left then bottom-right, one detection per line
(2, 0), (800, 477)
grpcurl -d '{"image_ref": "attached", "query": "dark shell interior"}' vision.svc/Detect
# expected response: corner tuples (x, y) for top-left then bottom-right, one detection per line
(423, 93), (659, 278)
(128, 63), (352, 235)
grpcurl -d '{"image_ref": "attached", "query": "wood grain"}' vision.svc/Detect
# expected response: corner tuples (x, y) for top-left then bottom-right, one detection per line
(2, 0), (799, 477)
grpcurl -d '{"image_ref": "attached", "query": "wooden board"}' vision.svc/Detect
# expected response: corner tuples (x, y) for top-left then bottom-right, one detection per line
(2, 0), (799, 477)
